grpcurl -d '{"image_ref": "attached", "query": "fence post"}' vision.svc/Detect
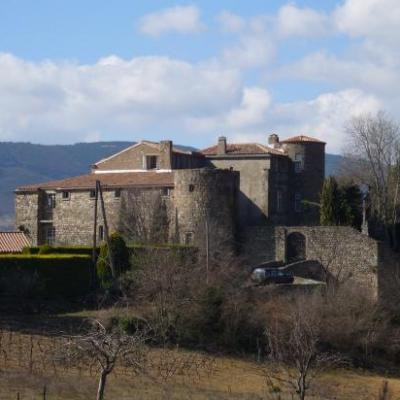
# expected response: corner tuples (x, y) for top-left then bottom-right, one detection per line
(43, 385), (47, 400)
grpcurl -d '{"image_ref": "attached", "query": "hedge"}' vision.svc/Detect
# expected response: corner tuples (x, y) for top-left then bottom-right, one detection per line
(23, 243), (197, 260)
(0, 254), (92, 298)
(23, 245), (94, 256)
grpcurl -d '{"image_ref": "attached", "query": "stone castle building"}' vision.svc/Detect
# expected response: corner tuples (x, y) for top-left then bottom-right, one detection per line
(15, 134), (325, 249)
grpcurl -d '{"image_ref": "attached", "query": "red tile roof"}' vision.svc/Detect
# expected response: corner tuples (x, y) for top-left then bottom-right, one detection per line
(201, 143), (282, 156)
(0, 232), (31, 253)
(17, 172), (175, 192)
(280, 135), (325, 144)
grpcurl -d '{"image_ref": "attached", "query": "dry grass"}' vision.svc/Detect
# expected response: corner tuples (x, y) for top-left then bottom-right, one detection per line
(0, 330), (399, 400)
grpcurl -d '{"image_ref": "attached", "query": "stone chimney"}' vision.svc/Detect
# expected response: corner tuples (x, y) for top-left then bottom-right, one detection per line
(160, 140), (173, 169)
(268, 134), (280, 148)
(218, 136), (227, 155)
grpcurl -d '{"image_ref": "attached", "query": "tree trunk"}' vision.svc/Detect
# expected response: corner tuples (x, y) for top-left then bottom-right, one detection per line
(97, 370), (108, 400)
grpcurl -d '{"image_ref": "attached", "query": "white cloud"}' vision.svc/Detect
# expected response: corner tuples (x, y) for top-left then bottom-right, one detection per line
(227, 87), (271, 128)
(271, 89), (381, 153)
(138, 5), (205, 37)
(278, 51), (399, 96)
(217, 11), (245, 33)
(334, 0), (400, 43)
(277, 4), (330, 37)
(0, 53), (242, 144)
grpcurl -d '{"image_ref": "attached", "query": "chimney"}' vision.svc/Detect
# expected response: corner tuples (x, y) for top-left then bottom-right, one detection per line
(218, 136), (227, 155)
(160, 140), (173, 169)
(268, 134), (280, 148)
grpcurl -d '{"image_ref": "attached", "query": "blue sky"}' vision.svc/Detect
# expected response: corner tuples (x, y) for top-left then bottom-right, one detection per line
(0, 0), (398, 153)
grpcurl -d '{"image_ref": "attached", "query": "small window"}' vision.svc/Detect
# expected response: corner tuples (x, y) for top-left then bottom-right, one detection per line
(295, 193), (302, 213)
(89, 189), (96, 199)
(146, 155), (158, 170)
(188, 184), (195, 192)
(114, 189), (121, 198)
(277, 190), (283, 213)
(99, 225), (104, 241)
(161, 187), (172, 197)
(184, 232), (194, 244)
(294, 153), (304, 173)
(45, 226), (56, 245)
(47, 194), (56, 208)
(62, 191), (70, 200)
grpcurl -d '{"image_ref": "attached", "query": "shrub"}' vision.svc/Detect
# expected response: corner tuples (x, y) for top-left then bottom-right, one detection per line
(96, 242), (113, 289)
(0, 254), (91, 298)
(38, 244), (53, 255)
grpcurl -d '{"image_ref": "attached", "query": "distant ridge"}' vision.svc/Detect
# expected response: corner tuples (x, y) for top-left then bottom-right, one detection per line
(0, 141), (343, 230)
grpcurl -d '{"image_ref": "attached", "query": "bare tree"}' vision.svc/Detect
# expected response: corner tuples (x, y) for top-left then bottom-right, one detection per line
(64, 319), (149, 400)
(343, 111), (400, 246)
(263, 295), (342, 400)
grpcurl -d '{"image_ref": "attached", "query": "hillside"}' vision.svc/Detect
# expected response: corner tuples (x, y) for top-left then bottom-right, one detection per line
(0, 142), (343, 230)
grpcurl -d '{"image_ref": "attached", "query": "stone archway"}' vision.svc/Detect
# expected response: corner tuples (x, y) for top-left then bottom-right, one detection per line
(287, 232), (306, 263)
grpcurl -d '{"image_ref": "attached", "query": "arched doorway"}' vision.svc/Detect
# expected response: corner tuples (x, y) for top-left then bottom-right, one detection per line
(287, 232), (306, 263)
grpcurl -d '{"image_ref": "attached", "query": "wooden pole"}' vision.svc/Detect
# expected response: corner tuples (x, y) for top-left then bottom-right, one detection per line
(97, 180), (116, 278)
(91, 182), (99, 286)
(205, 216), (209, 285)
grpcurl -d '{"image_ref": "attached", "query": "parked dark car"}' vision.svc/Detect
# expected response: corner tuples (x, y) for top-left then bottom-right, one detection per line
(251, 268), (294, 285)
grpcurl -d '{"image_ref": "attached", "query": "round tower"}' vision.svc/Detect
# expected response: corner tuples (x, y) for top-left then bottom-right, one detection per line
(172, 168), (239, 251)
(281, 135), (326, 225)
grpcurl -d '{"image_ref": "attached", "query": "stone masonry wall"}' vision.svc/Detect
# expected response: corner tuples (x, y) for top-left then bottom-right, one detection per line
(172, 169), (238, 250)
(15, 192), (40, 244)
(206, 157), (270, 226)
(243, 225), (379, 298)
(52, 189), (122, 245)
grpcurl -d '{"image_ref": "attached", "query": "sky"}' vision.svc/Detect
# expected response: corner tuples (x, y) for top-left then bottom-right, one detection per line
(0, 0), (398, 154)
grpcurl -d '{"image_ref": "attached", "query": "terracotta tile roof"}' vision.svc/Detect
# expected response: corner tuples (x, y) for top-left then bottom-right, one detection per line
(0, 232), (31, 253)
(17, 172), (175, 192)
(201, 143), (283, 156)
(280, 135), (325, 144)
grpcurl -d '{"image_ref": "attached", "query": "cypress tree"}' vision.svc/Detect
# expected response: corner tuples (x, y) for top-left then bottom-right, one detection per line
(320, 177), (341, 225)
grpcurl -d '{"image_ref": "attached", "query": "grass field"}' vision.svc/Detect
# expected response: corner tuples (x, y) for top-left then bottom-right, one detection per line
(0, 329), (399, 400)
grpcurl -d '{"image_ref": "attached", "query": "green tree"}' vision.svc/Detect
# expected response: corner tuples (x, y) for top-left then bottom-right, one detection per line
(96, 232), (130, 288)
(320, 177), (342, 225)
(320, 177), (363, 228)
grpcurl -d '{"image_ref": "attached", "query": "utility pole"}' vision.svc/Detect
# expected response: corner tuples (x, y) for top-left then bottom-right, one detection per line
(205, 214), (210, 285)
(97, 180), (116, 278)
(92, 182), (99, 276)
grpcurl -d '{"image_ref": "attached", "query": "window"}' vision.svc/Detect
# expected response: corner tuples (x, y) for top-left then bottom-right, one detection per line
(295, 193), (302, 213)
(184, 232), (194, 244)
(89, 189), (96, 199)
(62, 191), (70, 200)
(45, 226), (56, 245)
(146, 155), (159, 170)
(161, 187), (172, 197)
(277, 190), (283, 213)
(46, 193), (56, 208)
(114, 189), (121, 198)
(294, 153), (304, 173)
(99, 225), (104, 241)
(188, 184), (195, 192)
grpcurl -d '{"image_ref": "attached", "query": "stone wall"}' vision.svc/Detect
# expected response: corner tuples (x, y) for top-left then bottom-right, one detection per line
(172, 169), (239, 250)
(243, 225), (380, 298)
(15, 192), (39, 244)
(206, 157), (271, 226)
(51, 189), (122, 245)
(282, 142), (325, 225)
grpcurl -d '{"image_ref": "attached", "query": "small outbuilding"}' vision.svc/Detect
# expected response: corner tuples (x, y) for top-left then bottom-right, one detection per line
(0, 231), (31, 254)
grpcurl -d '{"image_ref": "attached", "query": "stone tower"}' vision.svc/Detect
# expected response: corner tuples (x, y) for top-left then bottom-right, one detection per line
(172, 168), (239, 250)
(280, 135), (326, 225)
